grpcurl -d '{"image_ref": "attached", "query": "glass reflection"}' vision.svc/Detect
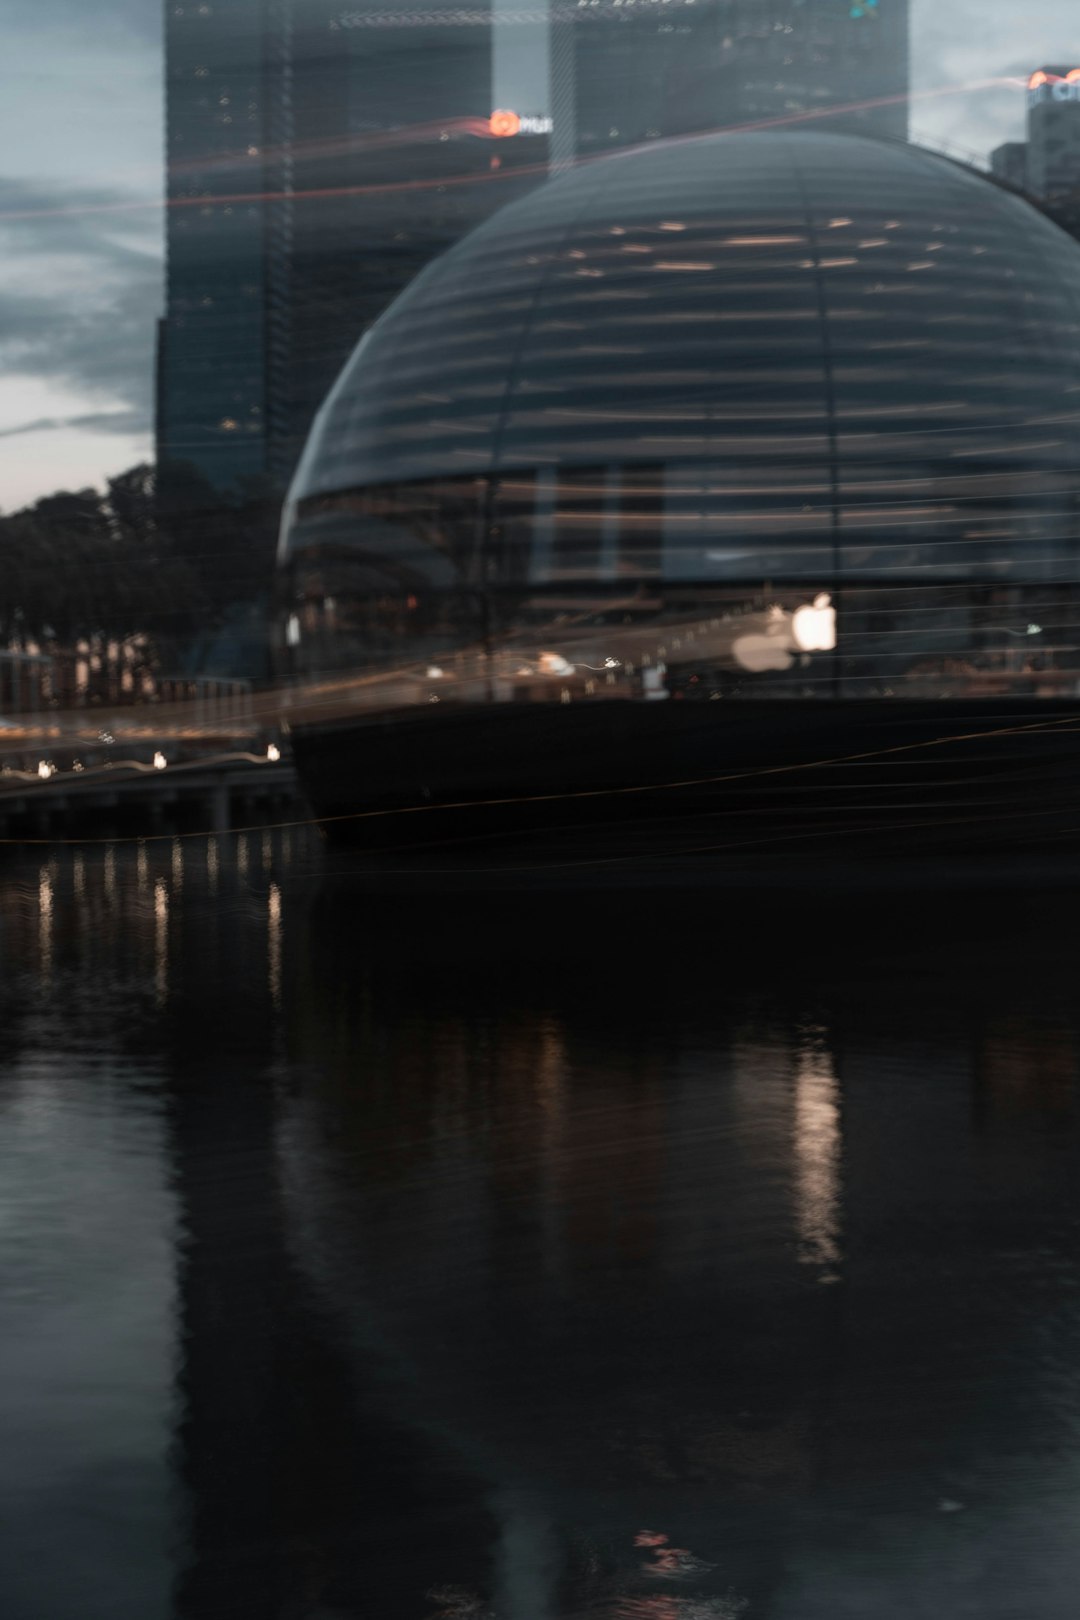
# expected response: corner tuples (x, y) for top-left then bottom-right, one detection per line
(279, 134), (1080, 723)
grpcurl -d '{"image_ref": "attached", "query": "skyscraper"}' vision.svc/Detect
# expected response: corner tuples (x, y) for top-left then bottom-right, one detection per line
(555, 0), (909, 161)
(1024, 66), (1080, 201)
(990, 69), (1080, 244)
(156, 0), (294, 495)
(157, 1), (548, 503)
(989, 141), (1029, 193)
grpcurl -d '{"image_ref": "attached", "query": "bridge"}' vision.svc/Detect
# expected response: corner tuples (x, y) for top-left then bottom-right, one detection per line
(0, 753), (304, 842)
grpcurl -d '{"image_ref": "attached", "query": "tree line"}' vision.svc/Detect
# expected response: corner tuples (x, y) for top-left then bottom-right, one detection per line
(0, 462), (280, 674)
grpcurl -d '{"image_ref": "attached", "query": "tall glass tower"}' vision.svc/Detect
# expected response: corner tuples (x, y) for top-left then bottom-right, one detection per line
(556, 0), (909, 162)
(157, 1), (548, 499)
(156, 0), (294, 494)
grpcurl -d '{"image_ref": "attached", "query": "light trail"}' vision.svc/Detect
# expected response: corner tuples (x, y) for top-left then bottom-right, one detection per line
(0, 78), (1023, 225)
(165, 115), (493, 180)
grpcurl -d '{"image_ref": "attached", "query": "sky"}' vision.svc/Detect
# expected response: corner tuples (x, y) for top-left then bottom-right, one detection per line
(0, 0), (1076, 512)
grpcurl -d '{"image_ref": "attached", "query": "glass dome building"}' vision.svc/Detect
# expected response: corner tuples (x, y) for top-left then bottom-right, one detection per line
(278, 131), (1080, 855)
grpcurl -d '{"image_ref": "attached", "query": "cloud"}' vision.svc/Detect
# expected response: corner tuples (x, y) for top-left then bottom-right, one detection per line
(0, 177), (162, 435)
(0, 410), (148, 442)
(3, 0), (160, 43)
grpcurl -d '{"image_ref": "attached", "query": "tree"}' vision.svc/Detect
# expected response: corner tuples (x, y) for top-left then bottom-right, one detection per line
(0, 465), (205, 655)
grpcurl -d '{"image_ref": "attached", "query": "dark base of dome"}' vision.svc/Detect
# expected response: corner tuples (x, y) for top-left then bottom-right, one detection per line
(289, 696), (1080, 881)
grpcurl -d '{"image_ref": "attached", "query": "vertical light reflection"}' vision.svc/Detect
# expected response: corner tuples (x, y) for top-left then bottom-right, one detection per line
(103, 844), (117, 908)
(171, 837), (183, 893)
(599, 465), (622, 581)
(492, 1488), (560, 1620)
(535, 1018), (567, 1286)
(206, 835), (219, 897)
(262, 830), (273, 873)
(38, 864), (53, 983)
(72, 851), (86, 903)
(154, 878), (169, 1009)
(136, 839), (149, 896)
(794, 1036), (842, 1280)
(267, 881), (282, 1010)
(237, 834), (249, 879)
(532, 466), (556, 583)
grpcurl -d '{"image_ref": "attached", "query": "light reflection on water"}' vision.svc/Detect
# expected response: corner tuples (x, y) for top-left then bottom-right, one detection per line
(2, 841), (1080, 1617)
(793, 1036), (841, 1281)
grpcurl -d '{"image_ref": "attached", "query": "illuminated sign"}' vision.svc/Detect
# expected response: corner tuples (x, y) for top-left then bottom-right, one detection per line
(489, 109), (553, 138)
(1028, 68), (1080, 105)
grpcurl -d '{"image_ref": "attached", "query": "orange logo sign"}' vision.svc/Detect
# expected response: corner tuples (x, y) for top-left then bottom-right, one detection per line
(489, 109), (522, 138)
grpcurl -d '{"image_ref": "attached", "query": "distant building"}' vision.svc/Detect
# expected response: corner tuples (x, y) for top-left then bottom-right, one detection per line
(157, 0), (549, 503)
(552, 0), (909, 163)
(990, 141), (1028, 192)
(989, 69), (1080, 204)
(1026, 65), (1080, 202)
(156, 0), (294, 495)
(987, 69), (1080, 249)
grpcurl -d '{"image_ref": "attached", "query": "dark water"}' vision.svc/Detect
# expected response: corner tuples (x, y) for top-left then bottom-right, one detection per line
(3, 833), (1080, 1618)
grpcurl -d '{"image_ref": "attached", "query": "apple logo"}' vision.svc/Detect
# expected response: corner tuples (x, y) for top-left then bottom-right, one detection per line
(792, 593), (837, 653)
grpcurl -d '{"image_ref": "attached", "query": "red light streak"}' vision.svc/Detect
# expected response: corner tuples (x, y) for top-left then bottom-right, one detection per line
(0, 78), (1028, 227)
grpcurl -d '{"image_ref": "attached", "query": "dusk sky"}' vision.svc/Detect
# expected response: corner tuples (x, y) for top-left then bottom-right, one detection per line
(0, 0), (1075, 512)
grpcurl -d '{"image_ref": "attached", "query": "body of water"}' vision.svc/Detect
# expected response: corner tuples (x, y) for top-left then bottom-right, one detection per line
(2, 833), (1080, 1617)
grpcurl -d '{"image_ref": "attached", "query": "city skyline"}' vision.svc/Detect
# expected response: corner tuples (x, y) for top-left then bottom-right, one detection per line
(1, 0), (1078, 510)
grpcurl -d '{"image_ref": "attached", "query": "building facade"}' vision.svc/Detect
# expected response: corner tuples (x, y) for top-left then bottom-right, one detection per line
(989, 140), (1029, 192)
(554, 0), (909, 162)
(992, 68), (1080, 204)
(157, 0), (548, 503)
(157, 0), (294, 495)
(1026, 66), (1080, 202)
(990, 69), (1080, 251)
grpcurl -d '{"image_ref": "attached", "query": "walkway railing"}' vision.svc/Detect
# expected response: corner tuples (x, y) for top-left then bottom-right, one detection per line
(155, 676), (254, 729)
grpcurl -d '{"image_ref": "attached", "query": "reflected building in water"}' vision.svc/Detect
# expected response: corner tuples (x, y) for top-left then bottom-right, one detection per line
(271, 881), (1080, 1615)
(277, 130), (1080, 855)
(6, 851), (1080, 1615)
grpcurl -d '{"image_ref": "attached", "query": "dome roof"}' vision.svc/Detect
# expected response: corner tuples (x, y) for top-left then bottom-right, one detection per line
(287, 131), (1080, 512)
